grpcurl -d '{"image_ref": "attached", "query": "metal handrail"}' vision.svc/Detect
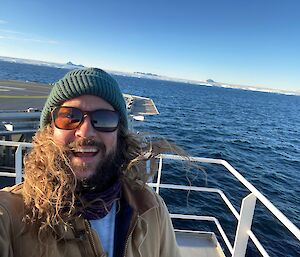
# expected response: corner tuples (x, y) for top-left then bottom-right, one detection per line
(147, 183), (240, 219)
(0, 140), (32, 184)
(158, 154), (300, 241)
(148, 154), (299, 256)
(0, 141), (32, 147)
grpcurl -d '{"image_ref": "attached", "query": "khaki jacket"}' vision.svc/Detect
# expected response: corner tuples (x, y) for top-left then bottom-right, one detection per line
(0, 181), (181, 257)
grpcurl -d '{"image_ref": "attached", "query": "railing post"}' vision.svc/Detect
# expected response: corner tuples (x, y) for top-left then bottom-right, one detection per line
(232, 193), (257, 257)
(155, 156), (163, 194)
(15, 145), (23, 184)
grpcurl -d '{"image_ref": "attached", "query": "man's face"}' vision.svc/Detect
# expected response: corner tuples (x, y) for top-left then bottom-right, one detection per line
(52, 95), (119, 180)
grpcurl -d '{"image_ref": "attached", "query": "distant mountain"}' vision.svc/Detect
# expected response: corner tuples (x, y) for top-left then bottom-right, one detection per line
(0, 56), (85, 69)
(66, 61), (84, 68)
(134, 71), (159, 77)
(206, 79), (215, 83)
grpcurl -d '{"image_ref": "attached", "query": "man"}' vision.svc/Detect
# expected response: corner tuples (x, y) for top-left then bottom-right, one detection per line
(0, 68), (181, 257)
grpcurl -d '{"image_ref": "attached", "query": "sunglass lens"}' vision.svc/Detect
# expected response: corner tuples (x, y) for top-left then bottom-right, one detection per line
(91, 110), (119, 132)
(54, 107), (82, 130)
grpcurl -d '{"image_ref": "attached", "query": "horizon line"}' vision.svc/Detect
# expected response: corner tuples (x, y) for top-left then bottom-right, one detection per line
(0, 55), (299, 96)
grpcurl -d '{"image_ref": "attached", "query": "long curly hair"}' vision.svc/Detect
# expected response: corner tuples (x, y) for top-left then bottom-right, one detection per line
(22, 124), (183, 239)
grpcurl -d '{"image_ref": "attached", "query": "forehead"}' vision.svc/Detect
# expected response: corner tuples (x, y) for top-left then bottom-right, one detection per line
(61, 95), (115, 111)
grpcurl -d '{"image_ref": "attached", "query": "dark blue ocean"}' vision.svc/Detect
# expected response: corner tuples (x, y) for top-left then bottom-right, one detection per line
(0, 61), (299, 256)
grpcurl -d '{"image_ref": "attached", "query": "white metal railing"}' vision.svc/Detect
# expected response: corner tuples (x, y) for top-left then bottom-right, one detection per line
(148, 154), (300, 257)
(0, 142), (299, 257)
(0, 140), (32, 184)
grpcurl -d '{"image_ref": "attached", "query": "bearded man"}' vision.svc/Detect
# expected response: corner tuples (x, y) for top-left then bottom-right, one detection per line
(0, 68), (181, 257)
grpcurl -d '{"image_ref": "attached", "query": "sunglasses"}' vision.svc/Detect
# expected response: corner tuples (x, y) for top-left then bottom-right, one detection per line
(51, 106), (120, 132)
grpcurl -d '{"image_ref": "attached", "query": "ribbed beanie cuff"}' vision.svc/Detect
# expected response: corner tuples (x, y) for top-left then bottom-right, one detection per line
(40, 68), (128, 129)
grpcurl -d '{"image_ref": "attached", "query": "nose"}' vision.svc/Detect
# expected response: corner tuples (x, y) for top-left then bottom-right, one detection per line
(74, 115), (97, 138)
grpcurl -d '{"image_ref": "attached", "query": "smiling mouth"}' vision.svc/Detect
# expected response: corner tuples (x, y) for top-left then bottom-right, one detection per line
(72, 148), (100, 158)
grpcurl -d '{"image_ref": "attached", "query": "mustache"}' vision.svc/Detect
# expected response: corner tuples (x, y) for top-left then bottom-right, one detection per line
(67, 138), (106, 152)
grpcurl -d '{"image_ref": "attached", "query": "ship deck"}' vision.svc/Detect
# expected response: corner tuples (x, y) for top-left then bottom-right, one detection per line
(176, 231), (225, 257)
(0, 80), (50, 110)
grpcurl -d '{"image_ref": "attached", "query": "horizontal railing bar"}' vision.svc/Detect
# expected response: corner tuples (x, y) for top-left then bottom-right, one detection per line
(148, 183), (240, 219)
(148, 183), (222, 193)
(219, 190), (240, 220)
(0, 172), (16, 178)
(170, 213), (216, 221)
(174, 229), (215, 235)
(0, 130), (36, 135)
(0, 140), (32, 147)
(0, 112), (41, 120)
(158, 154), (225, 164)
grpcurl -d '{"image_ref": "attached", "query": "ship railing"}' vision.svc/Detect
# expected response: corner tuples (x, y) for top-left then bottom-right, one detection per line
(0, 141), (32, 183)
(0, 111), (40, 133)
(0, 142), (299, 257)
(147, 154), (300, 257)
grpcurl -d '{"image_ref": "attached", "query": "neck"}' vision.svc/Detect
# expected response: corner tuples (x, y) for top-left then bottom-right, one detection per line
(76, 178), (122, 220)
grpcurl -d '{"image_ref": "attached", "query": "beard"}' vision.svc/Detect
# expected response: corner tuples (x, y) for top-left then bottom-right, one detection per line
(67, 137), (124, 193)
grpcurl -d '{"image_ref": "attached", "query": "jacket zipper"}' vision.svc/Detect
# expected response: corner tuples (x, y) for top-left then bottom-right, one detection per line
(123, 214), (139, 257)
(123, 206), (156, 257)
(84, 220), (106, 257)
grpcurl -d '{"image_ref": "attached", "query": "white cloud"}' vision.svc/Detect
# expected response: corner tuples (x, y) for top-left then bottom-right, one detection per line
(0, 29), (27, 35)
(0, 30), (59, 44)
(0, 20), (8, 24)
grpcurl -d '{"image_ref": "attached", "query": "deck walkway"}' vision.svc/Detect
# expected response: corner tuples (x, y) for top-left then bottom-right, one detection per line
(176, 231), (225, 257)
(0, 80), (50, 110)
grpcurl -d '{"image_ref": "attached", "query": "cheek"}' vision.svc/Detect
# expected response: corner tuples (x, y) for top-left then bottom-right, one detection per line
(53, 127), (74, 145)
(99, 132), (118, 152)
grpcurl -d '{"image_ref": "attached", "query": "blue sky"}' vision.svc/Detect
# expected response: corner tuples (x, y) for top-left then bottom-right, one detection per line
(0, 0), (299, 91)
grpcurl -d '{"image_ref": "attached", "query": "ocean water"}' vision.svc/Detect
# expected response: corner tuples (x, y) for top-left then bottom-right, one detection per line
(0, 61), (299, 256)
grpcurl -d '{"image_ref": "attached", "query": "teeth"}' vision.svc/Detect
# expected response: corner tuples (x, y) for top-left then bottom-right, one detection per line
(74, 148), (98, 153)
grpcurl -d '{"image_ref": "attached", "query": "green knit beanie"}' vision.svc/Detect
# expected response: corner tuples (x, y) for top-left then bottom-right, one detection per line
(40, 67), (128, 129)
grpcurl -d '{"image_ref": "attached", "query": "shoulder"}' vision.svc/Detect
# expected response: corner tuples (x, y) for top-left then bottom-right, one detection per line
(1, 183), (23, 194)
(0, 183), (25, 220)
(0, 184), (28, 240)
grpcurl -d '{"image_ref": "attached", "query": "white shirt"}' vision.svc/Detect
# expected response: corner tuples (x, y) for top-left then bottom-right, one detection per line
(90, 202), (116, 257)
